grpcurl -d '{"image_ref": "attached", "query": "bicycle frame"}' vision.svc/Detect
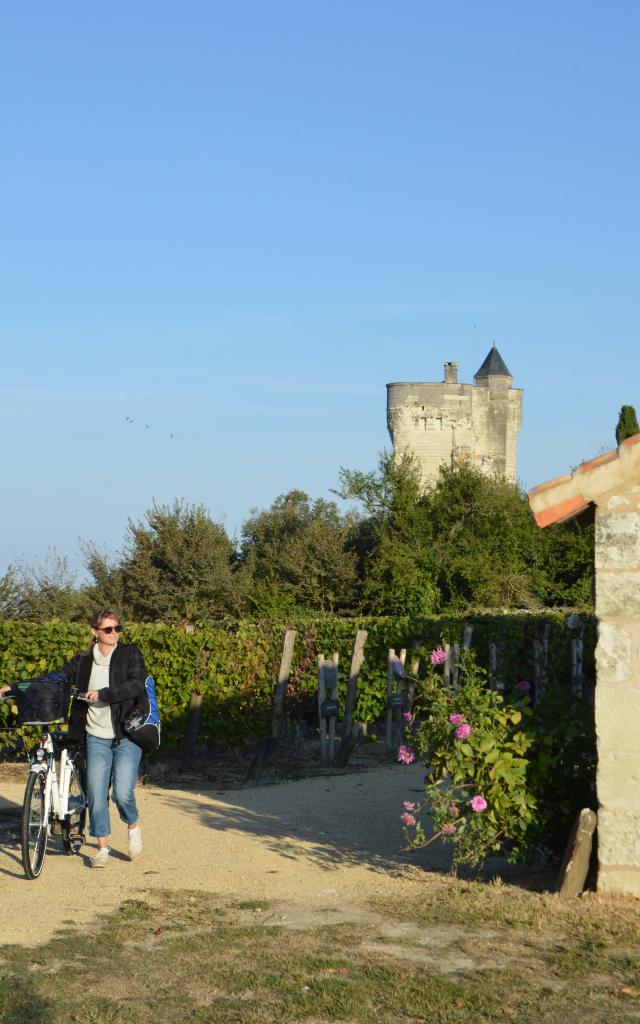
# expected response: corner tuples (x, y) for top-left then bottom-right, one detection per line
(29, 731), (76, 826)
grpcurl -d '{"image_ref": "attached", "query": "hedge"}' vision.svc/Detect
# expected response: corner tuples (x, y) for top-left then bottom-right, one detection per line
(0, 612), (595, 751)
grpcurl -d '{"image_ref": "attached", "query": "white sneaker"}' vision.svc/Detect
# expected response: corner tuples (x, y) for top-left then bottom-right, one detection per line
(91, 847), (110, 868)
(128, 826), (143, 860)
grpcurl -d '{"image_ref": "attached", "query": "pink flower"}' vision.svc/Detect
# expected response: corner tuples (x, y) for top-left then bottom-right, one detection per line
(401, 813), (416, 827)
(403, 801), (415, 811)
(448, 802), (460, 818)
(454, 723), (472, 740)
(403, 711), (414, 722)
(430, 648), (447, 666)
(515, 680), (531, 692)
(397, 745), (415, 765)
(448, 713), (464, 725)
(441, 823), (456, 835)
(469, 795), (488, 813)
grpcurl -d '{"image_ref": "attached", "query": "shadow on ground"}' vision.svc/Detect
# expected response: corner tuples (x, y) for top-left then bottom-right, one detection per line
(150, 762), (551, 891)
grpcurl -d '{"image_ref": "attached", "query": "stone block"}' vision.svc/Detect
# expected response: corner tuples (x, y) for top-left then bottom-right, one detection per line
(596, 687), (640, 752)
(598, 866), (640, 896)
(595, 513), (640, 569)
(607, 494), (631, 510)
(597, 808), (640, 865)
(597, 752), (640, 811)
(595, 623), (632, 684)
(596, 573), (640, 617)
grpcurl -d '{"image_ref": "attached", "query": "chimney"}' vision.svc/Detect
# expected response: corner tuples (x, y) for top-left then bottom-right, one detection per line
(444, 362), (458, 384)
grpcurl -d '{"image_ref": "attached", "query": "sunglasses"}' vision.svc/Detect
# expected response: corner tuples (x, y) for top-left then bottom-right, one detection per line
(97, 624), (123, 634)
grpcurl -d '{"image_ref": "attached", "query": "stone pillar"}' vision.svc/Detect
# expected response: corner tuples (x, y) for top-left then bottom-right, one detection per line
(594, 495), (640, 895)
(444, 362), (458, 384)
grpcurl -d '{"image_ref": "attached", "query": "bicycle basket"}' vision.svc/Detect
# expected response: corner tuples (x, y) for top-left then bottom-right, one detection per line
(11, 672), (72, 725)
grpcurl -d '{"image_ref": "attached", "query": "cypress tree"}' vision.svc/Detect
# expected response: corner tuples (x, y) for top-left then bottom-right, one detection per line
(615, 405), (640, 445)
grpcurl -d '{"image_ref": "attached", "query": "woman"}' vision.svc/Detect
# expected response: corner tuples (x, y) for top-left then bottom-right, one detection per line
(63, 609), (147, 867)
(1, 609), (147, 868)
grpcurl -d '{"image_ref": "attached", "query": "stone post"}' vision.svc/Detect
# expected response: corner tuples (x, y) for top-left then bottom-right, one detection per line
(594, 498), (640, 894)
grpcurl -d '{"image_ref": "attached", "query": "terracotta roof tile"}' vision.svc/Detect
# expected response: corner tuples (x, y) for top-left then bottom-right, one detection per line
(575, 449), (617, 475)
(530, 431), (640, 528)
(528, 474), (572, 497)
(534, 495), (591, 528)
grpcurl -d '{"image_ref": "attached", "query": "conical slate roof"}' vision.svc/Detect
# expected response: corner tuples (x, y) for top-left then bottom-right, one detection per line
(474, 343), (512, 378)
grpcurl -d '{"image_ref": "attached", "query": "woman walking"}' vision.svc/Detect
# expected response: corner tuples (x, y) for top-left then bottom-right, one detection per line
(63, 609), (147, 868)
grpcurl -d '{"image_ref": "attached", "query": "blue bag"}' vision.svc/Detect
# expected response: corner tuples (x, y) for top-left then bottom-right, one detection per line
(123, 675), (161, 752)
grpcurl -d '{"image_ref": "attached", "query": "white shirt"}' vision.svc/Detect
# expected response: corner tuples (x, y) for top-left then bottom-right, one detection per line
(85, 644), (116, 739)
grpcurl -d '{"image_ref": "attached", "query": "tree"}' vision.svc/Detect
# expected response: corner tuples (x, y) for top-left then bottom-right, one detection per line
(240, 490), (359, 615)
(421, 463), (547, 609)
(337, 452), (439, 616)
(615, 405), (639, 445)
(104, 500), (239, 622)
(0, 565), (20, 619)
(80, 543), (128, 614)
(10, 550), (88, 621)
(539, 519), (594, 607)
(339, 454), (553, 613)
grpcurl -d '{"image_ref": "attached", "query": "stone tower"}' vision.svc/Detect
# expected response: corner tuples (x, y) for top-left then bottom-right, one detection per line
(386, 343), (523, 486)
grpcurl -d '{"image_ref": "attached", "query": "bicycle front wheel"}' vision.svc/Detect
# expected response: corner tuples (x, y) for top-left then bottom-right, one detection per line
(21, 768), (49, 879)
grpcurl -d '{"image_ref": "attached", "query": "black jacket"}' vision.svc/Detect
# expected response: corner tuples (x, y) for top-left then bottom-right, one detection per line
(64, 643), (147, 745)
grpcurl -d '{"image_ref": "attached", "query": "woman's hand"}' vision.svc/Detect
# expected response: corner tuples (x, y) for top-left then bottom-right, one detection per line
(0, 685), (11, 699)
(80, 691), (100, 702)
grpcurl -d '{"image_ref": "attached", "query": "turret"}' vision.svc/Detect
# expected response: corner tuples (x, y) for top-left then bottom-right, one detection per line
(474, 342), (513, 391)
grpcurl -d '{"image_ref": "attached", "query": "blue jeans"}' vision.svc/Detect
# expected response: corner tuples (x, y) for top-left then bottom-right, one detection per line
(86, 735), (142, 838)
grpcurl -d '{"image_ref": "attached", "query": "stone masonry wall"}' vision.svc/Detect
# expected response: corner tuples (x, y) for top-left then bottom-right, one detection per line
(595, 484), (640, 894)
(386, 377), (522, 486)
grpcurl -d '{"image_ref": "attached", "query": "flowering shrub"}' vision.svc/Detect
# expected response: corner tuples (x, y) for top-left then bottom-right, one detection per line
(401, 648), (537, 867)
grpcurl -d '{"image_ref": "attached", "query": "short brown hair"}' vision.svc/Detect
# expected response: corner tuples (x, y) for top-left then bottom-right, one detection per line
(91, 608), (122, 630)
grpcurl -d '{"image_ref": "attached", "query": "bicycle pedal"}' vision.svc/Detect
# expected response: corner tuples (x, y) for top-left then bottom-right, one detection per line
(69, 832), (84, 852)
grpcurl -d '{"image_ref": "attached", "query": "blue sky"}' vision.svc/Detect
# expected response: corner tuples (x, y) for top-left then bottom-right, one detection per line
(2, 1), (639, 576)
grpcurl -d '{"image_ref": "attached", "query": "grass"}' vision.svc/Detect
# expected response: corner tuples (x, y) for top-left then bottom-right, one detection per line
(1, 881), (640, 1024)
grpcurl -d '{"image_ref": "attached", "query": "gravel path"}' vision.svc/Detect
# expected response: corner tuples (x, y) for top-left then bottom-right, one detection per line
(0, 762), (451, 947)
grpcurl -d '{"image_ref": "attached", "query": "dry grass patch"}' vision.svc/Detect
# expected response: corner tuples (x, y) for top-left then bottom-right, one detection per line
(1, 884), (639, 1024)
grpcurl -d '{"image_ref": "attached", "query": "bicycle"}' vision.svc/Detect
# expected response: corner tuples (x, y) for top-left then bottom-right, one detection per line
(1, 674), (88, 880)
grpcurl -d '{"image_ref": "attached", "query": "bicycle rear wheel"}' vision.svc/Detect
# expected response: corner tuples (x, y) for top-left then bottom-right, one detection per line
(63, 753), (87, 855)
(21, 769), (49, 879)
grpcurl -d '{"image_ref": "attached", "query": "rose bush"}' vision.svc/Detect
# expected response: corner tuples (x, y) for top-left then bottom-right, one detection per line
(400, 648), (538, 867)
(400, 645), (596, 868)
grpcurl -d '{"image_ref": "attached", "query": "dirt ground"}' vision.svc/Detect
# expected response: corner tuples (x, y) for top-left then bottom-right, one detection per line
(0, 744), (532, 955)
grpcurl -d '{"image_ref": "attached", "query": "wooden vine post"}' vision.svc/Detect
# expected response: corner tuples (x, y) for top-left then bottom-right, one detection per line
(342, 629), (367, 741)
(386, 648), (409, 751)
(462, 624), (474, 650)
(271, 629), (298, 739)
(336, 629), (368, 768)
(406, 637), (421, 714)
(246, 629), (297, 782)
(317, 652), (339, 765)
(568, 614), (585, 699)
(533, 621), (552, 701)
